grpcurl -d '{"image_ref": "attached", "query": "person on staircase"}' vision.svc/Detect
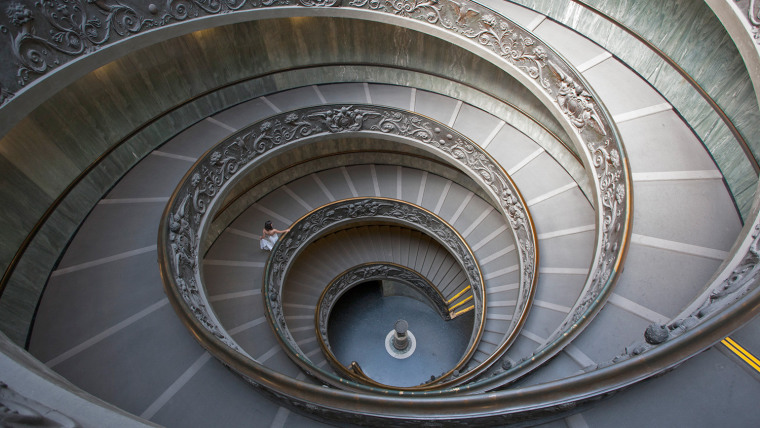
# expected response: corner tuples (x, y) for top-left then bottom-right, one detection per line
(260, 220), (290, 251)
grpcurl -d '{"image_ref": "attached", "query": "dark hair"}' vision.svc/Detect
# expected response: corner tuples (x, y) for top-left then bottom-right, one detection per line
(264, 220), (273, 231)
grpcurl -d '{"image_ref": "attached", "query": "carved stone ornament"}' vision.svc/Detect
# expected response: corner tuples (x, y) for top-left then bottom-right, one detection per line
(15, 0), (631, 386)
(160, 105), (539, 389)
(263, 198), (486, 390)
(157, 0), (628, 400)
(735, 0), (760, 42)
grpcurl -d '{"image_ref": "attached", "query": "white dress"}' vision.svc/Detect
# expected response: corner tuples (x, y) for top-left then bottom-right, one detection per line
(260, 233), (278, 251)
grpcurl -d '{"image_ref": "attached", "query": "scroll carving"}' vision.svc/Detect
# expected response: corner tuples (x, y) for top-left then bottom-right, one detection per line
(736, 0), (760, 42)
(161, 104), (540, 392)
(264, 199), (485, 389)
(264, 198), (485, 360)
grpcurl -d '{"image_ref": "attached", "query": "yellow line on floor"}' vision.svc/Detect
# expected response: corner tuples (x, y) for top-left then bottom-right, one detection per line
(449, 295), (473, 311)
(447, 285), (471, 304)
(721, 337), (760, 373)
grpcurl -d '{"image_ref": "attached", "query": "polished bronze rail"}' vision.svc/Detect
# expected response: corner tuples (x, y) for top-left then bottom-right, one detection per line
(159, 0), (630, 396)
(312, 259), (476, 389)
(1, 62), (569, 308)
(159, 205), (760, 424)
(264, 197), (487, 391)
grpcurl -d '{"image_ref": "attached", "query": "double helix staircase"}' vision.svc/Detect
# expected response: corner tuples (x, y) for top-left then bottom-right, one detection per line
(2, 0), (759, 427)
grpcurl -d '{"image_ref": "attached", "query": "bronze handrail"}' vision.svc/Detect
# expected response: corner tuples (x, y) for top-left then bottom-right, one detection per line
(261, 197), (487, 391)
(160, 0), (630, 397)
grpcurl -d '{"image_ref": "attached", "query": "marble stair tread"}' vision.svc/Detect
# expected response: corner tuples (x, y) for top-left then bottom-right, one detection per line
(537, 232), (594, 273)
(416, 173), (456, 212)
(211, 295), (266, 333)
(534, 272), (586, 304)
(517, 305), (571, 341)
(313, 168), (357, 202)
(54, 202), (164, 269)
(316, 82), (369, 104)
(29, 250), (166, 364)
(203, 229), (265, 261)
(398, 167), (427, 203)
(253, 183), (314, 226)
(484, 123), (549, 175)
(511, 152), (580, 202)
(158, 118), (236, 160)
(532, 18), (610, 68)
(230, 318), (303, 376)
(147, 356), (318, 428)
(48, 303), (208, 418)
(264, 86), (324, 112)
(451, 103), (504, 144)
(368, 83), (415, 110)
(104, 154), (194, 200)
(372, 164), (402, 199)
(343, 165), (380, 197)
(631, 179), (741, 251)
(619, 110), (720, 173)
(210, 97), (282, 131)
(581, 56), (666, 117)
(412, 90), (462, 125)
(605, 245), (725, 321)
(432, 185), (474, 223)
(575, 346), (760, 427)
(529, 188), (593, 234)
(204, 263), (264, 300)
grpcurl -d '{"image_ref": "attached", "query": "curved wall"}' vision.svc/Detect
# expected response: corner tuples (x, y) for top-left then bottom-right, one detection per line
(0, 16), (571, 344)
(504, 0), (760, 214)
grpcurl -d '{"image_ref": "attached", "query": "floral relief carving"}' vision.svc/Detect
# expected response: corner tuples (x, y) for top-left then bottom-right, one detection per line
(736, 0), (760, 42)
(549, 62), (606, 135)
(463, 14), (551, 92)
(0, 0), (295, 106)
(309, 106), (381, 132)
(265, 198), (485, 385)
(161, 104), (542, 388)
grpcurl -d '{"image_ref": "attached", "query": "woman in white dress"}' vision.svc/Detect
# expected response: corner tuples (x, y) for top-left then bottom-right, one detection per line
(260, 220), (290, 251)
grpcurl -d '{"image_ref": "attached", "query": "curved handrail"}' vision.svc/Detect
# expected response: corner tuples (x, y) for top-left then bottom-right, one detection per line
(156, 0), (633, 411)
(343, 0), (632, 389)
(159, 200), (760, 425)
(315, 262), (458, 387)
(159, 103), (540, 387)
(263, 199), (484, 390)
(158, 0), (633, 398)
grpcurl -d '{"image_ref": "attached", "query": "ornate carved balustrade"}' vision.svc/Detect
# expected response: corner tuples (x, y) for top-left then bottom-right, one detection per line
(5, 0), (631, 382)
(1, 0), (759, 424)
(156, 0), (632, 399)
(159, 104), (538, 393)
(314, 261), (472, 387)
(265, 201), (484, 390)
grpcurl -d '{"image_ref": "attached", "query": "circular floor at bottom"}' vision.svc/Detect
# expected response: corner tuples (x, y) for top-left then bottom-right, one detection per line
(327, 283), (474, 387)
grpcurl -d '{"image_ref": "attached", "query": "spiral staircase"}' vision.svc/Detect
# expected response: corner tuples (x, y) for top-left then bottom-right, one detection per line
(2, 0), (760, 427)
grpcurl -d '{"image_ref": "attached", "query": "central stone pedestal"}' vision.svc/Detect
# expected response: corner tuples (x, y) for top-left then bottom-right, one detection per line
(385, 320), (416, 359)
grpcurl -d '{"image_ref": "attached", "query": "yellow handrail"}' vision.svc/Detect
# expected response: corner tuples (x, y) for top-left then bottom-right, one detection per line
(450, 305), (475, 319)
(447, 285), (471, 304)
(449, 295), (473, 311)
